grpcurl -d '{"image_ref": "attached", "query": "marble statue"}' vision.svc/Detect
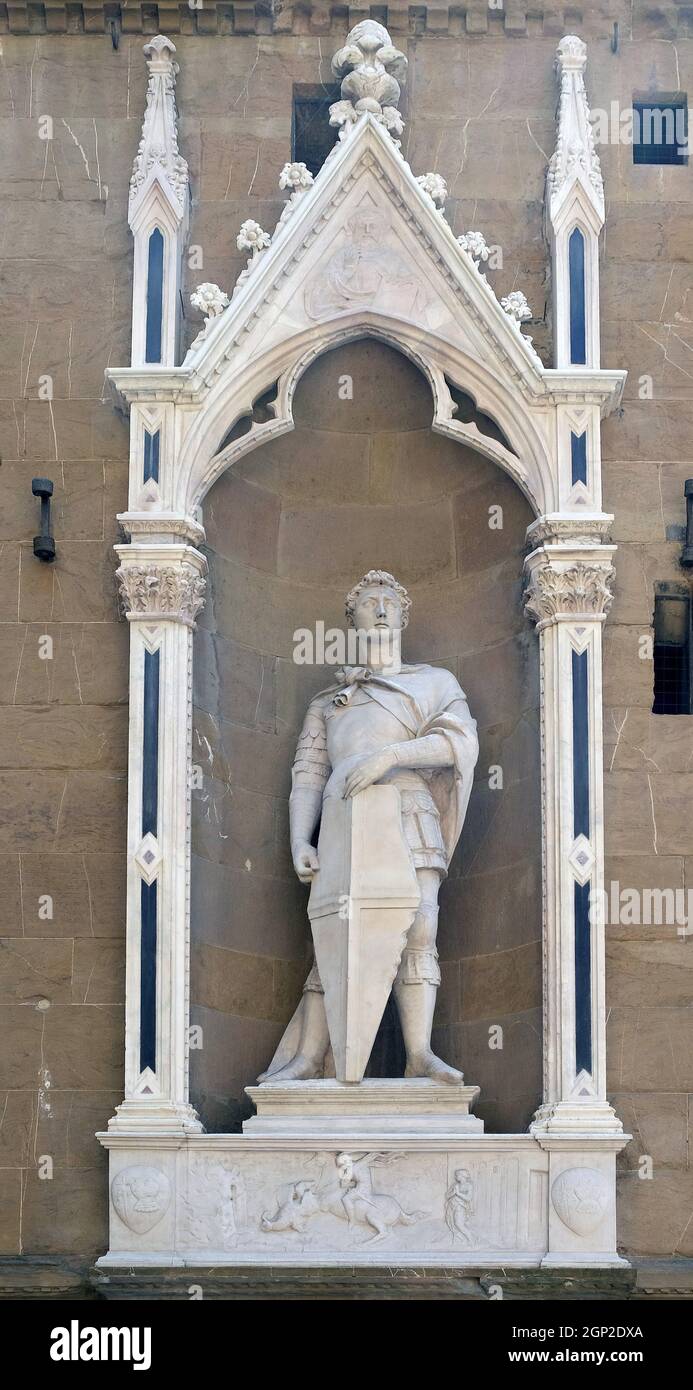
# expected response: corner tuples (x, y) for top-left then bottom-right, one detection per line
(260, 570), (479, 1086)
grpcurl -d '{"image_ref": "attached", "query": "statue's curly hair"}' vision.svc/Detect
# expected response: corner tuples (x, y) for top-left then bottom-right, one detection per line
(344, 570), (412, 629)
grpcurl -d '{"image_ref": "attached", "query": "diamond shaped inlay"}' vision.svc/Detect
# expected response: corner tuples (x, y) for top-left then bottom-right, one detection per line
(135, 832), (161, 885)
(568, 834), (595, 886)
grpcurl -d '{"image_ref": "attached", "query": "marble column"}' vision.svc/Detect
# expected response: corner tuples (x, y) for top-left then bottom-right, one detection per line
(108, 538), (207, 1135)
(524, 519), (622, 1139)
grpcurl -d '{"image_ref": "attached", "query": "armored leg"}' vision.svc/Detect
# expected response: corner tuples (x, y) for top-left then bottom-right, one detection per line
(393, 868), (463, 1085)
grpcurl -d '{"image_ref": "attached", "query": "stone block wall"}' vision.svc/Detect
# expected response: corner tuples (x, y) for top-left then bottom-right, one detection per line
(0, 3), (691, 1261)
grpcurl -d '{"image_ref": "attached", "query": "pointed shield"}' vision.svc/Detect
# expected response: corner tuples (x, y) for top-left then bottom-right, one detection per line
(308, 784), (420, 1082)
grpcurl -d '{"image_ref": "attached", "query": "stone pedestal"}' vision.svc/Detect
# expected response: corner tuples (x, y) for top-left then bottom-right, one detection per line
(98, 1078), (626, 1269)
(243, 1079), (483, 1137)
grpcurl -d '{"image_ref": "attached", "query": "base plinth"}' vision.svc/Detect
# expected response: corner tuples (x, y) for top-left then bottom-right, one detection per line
(243, 1078), (483, 1137)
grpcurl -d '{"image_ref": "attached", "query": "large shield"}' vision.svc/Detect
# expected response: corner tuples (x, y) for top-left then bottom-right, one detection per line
(308, 784), (420, 1083)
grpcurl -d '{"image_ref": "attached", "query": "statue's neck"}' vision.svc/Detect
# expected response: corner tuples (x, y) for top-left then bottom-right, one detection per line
(367, 655), (402, 676)
(359, 631), (402, 676)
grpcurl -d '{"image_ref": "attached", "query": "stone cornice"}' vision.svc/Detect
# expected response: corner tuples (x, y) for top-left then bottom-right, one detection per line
(0, 3), (674, 40)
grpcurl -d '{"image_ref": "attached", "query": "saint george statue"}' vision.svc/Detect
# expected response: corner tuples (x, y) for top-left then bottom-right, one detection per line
(260, 570), (479, 1086)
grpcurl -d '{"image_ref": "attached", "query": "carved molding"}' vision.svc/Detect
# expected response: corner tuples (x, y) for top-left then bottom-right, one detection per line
(9, 6), (693, 41)
(526, 517), (613, 547)
(129, 36), (189, 224)
(118, 514), (206, 547)
(116, 560), (207, 626)
(524, 560), (615, 626)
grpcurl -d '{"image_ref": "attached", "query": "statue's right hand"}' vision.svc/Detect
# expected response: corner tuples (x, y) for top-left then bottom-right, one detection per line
(293, 842), (319, 883)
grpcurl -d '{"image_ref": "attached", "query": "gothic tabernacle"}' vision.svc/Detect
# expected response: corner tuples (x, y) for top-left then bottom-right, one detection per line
(95, 19), (632, 1274)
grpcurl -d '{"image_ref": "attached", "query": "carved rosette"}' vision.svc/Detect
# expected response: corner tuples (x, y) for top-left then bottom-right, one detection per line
(117, 561), (207, 627)
(524, 560), (615, 628)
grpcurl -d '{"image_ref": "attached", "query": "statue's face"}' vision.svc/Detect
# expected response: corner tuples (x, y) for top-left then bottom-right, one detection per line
(351, 584), (403, 634)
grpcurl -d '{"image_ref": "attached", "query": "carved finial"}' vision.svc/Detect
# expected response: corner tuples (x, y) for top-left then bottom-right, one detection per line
(329, 20), (408, 144)
(548, 33), (604, 220)
(129, 35), (189, 224)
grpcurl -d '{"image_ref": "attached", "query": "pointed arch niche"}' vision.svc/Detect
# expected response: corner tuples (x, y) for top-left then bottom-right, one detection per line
(190, 336), (542, 1136)
(101, 38), (631, 1269)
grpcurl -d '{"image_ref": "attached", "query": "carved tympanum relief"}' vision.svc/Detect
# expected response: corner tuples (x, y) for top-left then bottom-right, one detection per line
(305, 206), (429, 321)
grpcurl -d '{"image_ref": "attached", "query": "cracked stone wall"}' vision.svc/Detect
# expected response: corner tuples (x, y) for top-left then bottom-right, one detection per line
(191, 339), (541, 1134)
(0, 7), (692, 1260)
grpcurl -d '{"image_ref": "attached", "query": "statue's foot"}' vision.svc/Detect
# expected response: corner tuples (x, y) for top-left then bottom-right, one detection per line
(257, 1052), (323, 1083)
(405, 1051), (464, 1085)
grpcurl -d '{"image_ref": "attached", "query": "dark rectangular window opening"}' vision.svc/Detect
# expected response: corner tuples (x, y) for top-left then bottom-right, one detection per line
(633, 95), (688, 165)
(653, 588), (692, 714)
(292, 85), (341, 177)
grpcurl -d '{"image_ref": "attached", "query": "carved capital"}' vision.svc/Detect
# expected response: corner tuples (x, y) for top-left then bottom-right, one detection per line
(524, 560), (615, 627)
(116, 558), (207, 627)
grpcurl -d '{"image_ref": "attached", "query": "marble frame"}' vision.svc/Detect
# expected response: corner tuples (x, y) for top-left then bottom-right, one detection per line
(99, 33), (630, 1270)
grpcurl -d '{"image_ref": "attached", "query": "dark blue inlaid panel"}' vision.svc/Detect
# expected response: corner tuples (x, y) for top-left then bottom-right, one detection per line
(574, 881), (593, 1074)
(140, 647), (160, 1076)
(572, 646), (592, 1074)
(142, 649), (160, 837)
(143, 428), (160, 484)
(568, 227), (586, 365)
(140, 880), (157, 1073)
(572, 648), (590, 839)
(145, 228), (164, 364)
(571, 430), (588, 487)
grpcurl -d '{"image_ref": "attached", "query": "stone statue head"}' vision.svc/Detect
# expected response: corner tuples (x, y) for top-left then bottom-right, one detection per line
(345, 569), (411, 633)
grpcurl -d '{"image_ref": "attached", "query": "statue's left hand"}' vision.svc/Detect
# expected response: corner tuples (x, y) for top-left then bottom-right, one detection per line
(343, 748), (395, 798)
